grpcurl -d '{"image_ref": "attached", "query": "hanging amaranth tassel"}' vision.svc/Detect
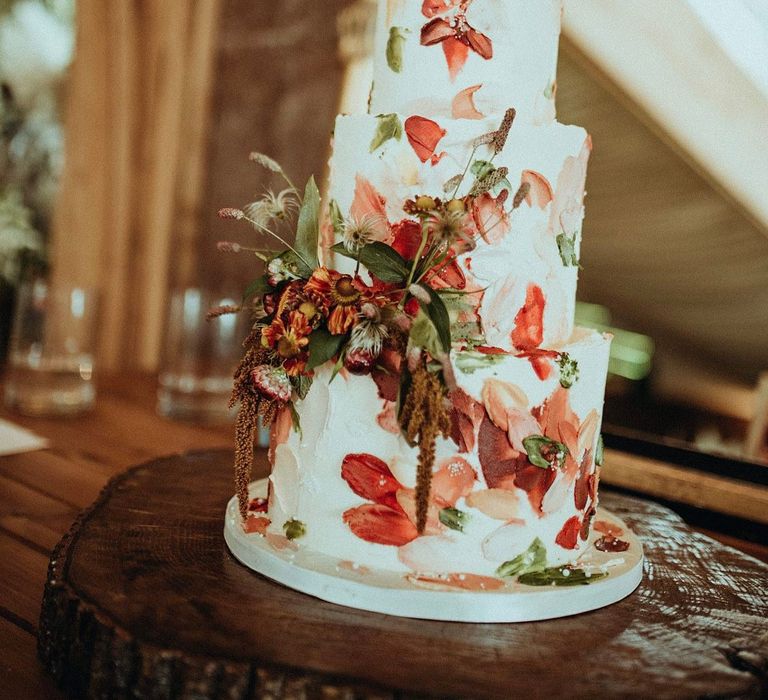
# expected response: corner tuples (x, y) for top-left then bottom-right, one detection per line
(400, 359), (451, 533)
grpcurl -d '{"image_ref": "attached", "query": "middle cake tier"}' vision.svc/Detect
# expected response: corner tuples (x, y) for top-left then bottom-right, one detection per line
(326, 112), (591, 351)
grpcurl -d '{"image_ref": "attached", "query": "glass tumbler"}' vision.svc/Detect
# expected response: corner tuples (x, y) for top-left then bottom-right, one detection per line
(3, 279), (98, 416)
(157, 288), (250, 423)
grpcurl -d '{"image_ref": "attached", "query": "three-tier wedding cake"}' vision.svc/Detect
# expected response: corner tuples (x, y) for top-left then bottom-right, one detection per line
(224, 0), (642, 621)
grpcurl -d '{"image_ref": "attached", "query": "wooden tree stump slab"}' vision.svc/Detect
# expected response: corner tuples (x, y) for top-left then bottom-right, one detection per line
(38, 450), (768, 699)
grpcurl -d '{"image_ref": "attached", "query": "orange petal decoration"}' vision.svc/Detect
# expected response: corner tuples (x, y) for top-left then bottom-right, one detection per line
(343, 504), (419, 546)
(431, 456), (476, 506)
(452, 84), (485, 120)
(511, 284), (546, 350)
(243, 516), (270, 535)
(404, 115), (447, 164)
(465, 28), (493, 60)
(442, 37), (470, 80)
(521, 170), (554, 209)
(421, 0), (461, 18)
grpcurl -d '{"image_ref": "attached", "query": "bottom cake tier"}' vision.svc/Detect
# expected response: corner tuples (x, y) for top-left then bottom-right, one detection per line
(251, 327), (613, 580)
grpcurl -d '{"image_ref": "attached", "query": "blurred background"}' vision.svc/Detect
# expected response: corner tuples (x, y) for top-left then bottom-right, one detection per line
(0, 0), (767, 465)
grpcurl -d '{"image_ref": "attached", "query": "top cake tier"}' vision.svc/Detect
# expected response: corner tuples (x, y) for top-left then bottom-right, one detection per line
(370, 0), (563, 123)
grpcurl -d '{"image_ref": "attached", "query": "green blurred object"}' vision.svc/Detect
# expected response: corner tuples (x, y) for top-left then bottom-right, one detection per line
(576, 301), (654, 381)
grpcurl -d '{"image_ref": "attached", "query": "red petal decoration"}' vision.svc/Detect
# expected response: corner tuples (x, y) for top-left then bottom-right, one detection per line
(513, 464), (557, 515)
(429, 256), (467, 290)
(595, 536), (630, 553)
(405, 115), (447, 164)
(442, 37), (470, 80)
(511, 284), (546, 350)
(594, 519), (624, 538)
(556, 516), (582, 550)
(343, 504), (419, 546)
(341, 453), (403, 510)
(521, 170), (554, 209)
(391, 219), (424, 261)
(464, 28), (493, 60)
(475, 346), (509, 355)
(574, 451), (592, 511)
(421, 17), (455, 45)
(516, 348), (559, 381)
(452, 84), (485, 120)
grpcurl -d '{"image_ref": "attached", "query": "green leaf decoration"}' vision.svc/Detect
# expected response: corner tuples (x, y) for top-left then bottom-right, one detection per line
(496, 538), (547, 578)
(291, 374), (313, 401)
(370, 113), (403, 153)
(556, 232), (579, 267)
(329, 353), (345, 383)
(522, 435), (569, 470)
(455, 349), (507, 375)
(242, 275), (273, 303)
(386, 27), (409, 73)
(409, 309), (443, 360)
(518, 566), (608, 587)
(469, 160), (511, 196)
(283, 518), (306, 541)
(595, 434), (604, 467)
(307, 326), (345, 370)
(422, 285), (451, 354)
(329, 199), (345, 238)
(556, 352), (580, 389)
(439, 507), (470, 532)
(332, 241), (409, 283)
(295, 177), (321, 270)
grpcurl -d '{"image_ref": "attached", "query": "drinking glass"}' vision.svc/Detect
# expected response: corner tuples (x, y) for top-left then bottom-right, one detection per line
(4, 279), (98, 416)
(157, 288), (250, 423)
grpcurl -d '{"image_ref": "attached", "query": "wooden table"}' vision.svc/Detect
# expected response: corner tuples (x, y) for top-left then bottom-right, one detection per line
(2, 373), (767, 699)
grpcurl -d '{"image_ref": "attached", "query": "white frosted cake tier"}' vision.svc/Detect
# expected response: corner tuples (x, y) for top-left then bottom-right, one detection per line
(259, 328), (611, 578)
(327, 112), (591, 349)
(371, 0), (562, 124)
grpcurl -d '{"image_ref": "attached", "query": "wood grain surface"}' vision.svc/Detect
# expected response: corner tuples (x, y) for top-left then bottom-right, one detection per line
(2, 373), (767, 699)
(38, 451), (768, 699)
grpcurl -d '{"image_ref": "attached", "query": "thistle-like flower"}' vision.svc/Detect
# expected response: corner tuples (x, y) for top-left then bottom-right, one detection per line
(349, 303), (389, 357)
(250, 364), (292, 403)
(341, 215), (379, 254)
(243, 188), (299, 228)
(428, 208), (471, 246)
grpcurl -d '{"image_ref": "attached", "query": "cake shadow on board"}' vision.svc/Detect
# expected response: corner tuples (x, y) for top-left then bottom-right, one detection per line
(218, 0), (643, 621)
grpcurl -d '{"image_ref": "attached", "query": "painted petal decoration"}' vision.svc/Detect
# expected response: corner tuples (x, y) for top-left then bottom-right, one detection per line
(574, 451), (592, 511)
(452, 84), (485, 120)
(404, 115), (447, 164)
(376, 400), (401, 434)
(266, 532), (299, 552)
(396, 489), (442, 534)
(406, 572), (506, 591)
(533, 387), (581, 453)
(421, 0), (461, 18)
(555, 515), (582, 550)
(343, 504), (419, 546)
(481, 378), (528, 433)
(398, 534), (459, 572)
(471, 192), (510, 244)
(350, 175), (390, 242)
(511, 284), (546, 350)
(513, 464), (557, 515)
(243, 516), (270, 535)
(521, 170), (554, 209)
(429, 255), (467, 290)
(371, 346), (402, 402)
(594, 519), (624, 538)
(443, 37), (471, 80)
(341, 453), (403, 511)
(482, 518), (529, 562)
(516, 348), (559, 381)
(465, 488), (520, 520)
(478, 414), (538, 499)
(449, 388), (484, 453)
(578, 409), (600, 457)
(420, 17), (456, 45)
(431, 456), (476, 505)
(465, 27), (493, 59)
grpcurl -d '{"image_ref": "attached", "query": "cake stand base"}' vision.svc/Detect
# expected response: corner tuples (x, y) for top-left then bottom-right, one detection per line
(224, 478), (644, 623)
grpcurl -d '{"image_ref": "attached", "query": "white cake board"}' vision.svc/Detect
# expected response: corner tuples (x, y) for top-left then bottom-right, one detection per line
(224, 478), (643, 623)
